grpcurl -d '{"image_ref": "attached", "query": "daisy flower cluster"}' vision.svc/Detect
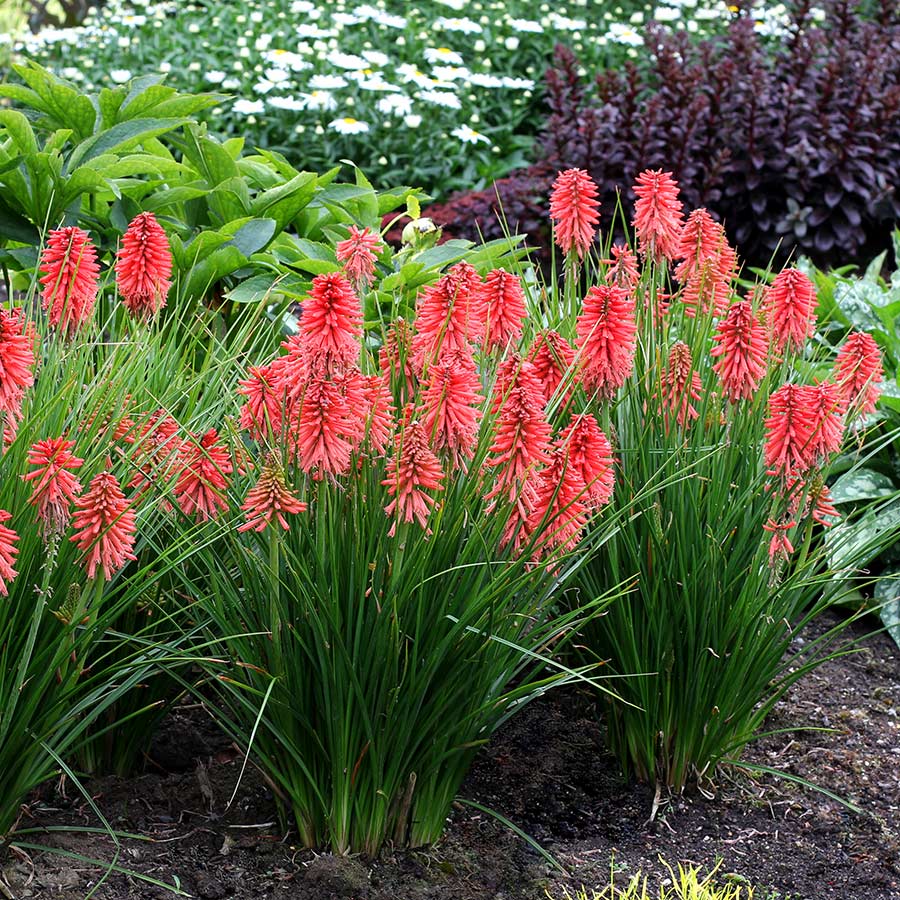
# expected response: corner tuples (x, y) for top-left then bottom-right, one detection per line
(7, 0), (792, 197)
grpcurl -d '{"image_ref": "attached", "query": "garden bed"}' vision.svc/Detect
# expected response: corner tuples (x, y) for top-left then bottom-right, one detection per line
(6, 610), (898, 900)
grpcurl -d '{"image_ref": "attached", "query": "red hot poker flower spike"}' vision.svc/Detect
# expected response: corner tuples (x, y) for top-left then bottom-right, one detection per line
(549, 168), (601, 259)
(298, 272), (362, 369)
(0, 307), (35, 432)
(529, 330), (577, 406)
(577, 284), (637, 399)
(383, 408), (445, 535)
(39, 226), (100, 335)
(766, 268), (817, 355)
(559, 413), (615, 509)
(335, 225), (381, 291)
(764, 383), (816, 477)
(632, 169), (683, 264)
(71, 472), (137, 580)
(0, 511), (18, 596)
(115, 212), (172, 317)
(660, 341), (703, 431)
(711, 300), (769, 403)
(23, 437), (84, 535)
(833, 331), (883, 417)
(420, 349), (483, 467)
(239, 459), (307, 532)
(481, 268), (528, 350)
(174, 429), (233, 522)
(527, 446), (589, 556)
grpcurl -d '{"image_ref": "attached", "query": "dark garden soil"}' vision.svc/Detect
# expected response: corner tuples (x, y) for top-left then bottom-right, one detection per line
(3, 611), (898, 900)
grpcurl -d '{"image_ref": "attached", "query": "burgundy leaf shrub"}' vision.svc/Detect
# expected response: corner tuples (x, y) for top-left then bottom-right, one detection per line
(431, 0), (900, 269)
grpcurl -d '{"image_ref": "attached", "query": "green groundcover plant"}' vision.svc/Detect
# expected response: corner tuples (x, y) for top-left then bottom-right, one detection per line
(535, 167), (897, 790)
(3, 0), (792, 196)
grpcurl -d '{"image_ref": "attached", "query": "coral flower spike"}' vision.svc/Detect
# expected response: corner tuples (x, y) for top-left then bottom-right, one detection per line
(766, 268), (817, 355)
(71, 472), (137, 581)
(174, 429), (234, 522)
(576, 284), (637, 398)
(298, 272), (363, 369)
(23, 437), (84, 535)
(240, 457), (307, 532)
(39, 226), (100, 335)
(0, 307), (35, 432)
(711, 300), (769, 403)
(833, 331), (883, 417)
(335, 225), (382, 292)
(549, 168), (601, 259)
(383, 408), (445, 536)
(115, 212), (173, 317)
(0, 511), (19, 596)
(632, 169), (684, 264)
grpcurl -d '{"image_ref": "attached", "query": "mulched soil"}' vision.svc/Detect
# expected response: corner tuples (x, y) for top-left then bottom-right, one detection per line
(2, 611), (898, 900)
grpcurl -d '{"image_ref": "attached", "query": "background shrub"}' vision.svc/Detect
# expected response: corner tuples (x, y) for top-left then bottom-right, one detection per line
(432, 0), (900, 270)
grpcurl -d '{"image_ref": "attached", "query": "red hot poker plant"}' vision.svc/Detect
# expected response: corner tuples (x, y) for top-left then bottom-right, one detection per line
(564, 166), (891, 791)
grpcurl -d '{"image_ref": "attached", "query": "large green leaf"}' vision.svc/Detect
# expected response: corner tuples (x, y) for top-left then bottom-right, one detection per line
(826, 497), (900, 570)
(68, 118), (188, 169)
(0, 111), (38, 156)
(829, 469), (897, 504)
(873, 570), (900, 648)
(249, 173), (317, 233)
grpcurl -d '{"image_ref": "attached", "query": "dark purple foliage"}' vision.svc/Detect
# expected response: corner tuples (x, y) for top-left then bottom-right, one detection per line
(430, 0), (900, 269)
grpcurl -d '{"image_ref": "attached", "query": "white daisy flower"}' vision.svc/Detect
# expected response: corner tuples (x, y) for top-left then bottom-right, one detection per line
(435, 17), (482, 34)
(268, 95), (306, 111)
(356, 5), (407, 28)
(291, 0), (315, 11)
(507, 17), (543, 33)
(467, 72), (505, 88)
(654, 6), (682, 21)
(253, 80), (278, 95)
(296, 24), (336, 39)
(362, 50), (390, 67)
(376, 94), (413, 116)
(423, 47), (464, 66)
(333, 12), (362, 26)
(265, 68), (292, 84)
(431, 65), (470, 82)
(233, 98), (265, 115)
(451, 125), (489, 145)
(418, 89), (462, 110)
(326, 51), (369, 70)
(606, 22), (643, 46)
(298, 90), (338, 110)
(264, 49), (310, 71)
(434, 0), (466, 10)
(501, 76), (535, 90)
(329, 116), (370, 134)
(404, 114), (422, 128)
(110, 69), (132, 84)
(309, 73), (348, 90)
(396, 63), (434, 87)
(222, 78), (241, 90)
